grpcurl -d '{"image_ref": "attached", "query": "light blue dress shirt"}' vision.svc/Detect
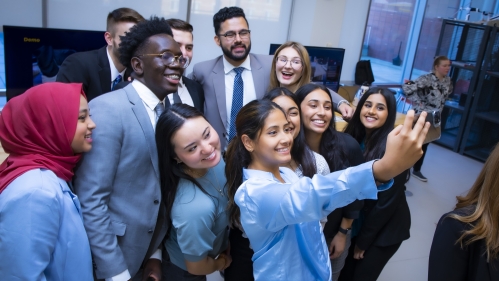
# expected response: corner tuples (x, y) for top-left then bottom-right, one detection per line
(0, 169), (93, 281)
(165, 159), (229, 271)
(235, 160), (390, 281)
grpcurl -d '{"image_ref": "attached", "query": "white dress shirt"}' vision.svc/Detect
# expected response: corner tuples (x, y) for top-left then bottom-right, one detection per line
(107, 80), (163, 281)
(223, 56), (256, 138)
(167, 76), (194, 107)
(106, 48), (126, 88)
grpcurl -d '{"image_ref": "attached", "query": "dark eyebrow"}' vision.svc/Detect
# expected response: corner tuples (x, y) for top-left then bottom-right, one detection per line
(287, 106), (299, 112)
(79, 109), (88, 113)
(183, 127), (209, 150)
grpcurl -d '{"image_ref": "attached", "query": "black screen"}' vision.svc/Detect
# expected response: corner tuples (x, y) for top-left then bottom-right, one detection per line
(3, 26), (106, 100)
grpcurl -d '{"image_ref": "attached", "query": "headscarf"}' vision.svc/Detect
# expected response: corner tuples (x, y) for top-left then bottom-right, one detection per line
(0, 82), (86, 193)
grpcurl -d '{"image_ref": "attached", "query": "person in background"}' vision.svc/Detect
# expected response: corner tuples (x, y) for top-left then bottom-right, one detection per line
(190, 7), (351, 149)
(295, 83), (364, 280)
(165, 18), (205, 112)
(428, 143), (499, 281)
(224, 87), (330, 281)
(268, 41), (353, 120)
(57, 7), (145, 101)
(0, 83), (95, 281)
(403, 55), (453, 182)
(73, 17), (188, 281)
(341, 87), (411, 281)
(225, 98), (429, 280)
(156, 104), (231, 281)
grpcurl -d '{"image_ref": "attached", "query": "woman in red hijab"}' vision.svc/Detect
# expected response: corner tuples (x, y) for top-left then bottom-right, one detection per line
(0, 82), (96, 281)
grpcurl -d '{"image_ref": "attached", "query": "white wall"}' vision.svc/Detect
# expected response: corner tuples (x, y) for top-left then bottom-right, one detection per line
(288, 0), (370, 84)
(0, 0), (42, 30)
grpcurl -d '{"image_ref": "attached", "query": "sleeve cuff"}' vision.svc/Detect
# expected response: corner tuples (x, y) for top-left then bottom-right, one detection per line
(105, 269), (131, 281)
(150, 248), (162, 261)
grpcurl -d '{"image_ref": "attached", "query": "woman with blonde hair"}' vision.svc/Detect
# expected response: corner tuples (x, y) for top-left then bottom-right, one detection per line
(269, 41), (354, 119)
(428, 143), (499, 280)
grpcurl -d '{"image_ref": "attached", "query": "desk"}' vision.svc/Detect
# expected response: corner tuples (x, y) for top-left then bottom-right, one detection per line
(335, 112), (407, 132)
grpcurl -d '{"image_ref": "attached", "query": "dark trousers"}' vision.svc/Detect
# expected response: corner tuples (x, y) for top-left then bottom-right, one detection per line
(339, 237), (402, 281)
(413, 143), (429, 172)
(224, 227), (255, 281)
(161, 260), (206, 281)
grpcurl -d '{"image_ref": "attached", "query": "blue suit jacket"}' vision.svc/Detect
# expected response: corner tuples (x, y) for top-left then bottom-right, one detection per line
(0, 169), (93, 281)
(74, 84), (167, 279)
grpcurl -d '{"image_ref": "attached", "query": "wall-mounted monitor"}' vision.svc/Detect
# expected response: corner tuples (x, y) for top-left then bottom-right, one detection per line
(269, 44), (345, 92)
(3, 26), (106, 100)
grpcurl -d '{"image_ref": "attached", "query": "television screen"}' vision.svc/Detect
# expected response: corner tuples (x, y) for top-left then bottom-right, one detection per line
(269, 44), (345, 92)
(3, 26), (106, 100)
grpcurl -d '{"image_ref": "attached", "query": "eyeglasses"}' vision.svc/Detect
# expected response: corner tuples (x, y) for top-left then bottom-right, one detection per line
(218, 30), (251, 41)
(138, 51), (190, 68)
(276, 56), (303, 70)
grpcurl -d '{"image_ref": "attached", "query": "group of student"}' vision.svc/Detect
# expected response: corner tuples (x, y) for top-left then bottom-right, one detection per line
(0, 5), (497, 281)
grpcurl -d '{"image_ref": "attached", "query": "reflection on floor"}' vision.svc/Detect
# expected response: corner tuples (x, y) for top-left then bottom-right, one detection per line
(207, 144), (484, 281)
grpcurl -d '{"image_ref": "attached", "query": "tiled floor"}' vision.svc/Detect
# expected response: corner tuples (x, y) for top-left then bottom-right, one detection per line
(207, 143), (484, 281)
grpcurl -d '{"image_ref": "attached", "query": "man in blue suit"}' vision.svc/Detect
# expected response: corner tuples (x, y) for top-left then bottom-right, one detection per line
(74, 17), (188, 281)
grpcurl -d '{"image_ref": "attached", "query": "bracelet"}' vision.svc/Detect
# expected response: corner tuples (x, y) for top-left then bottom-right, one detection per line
(337, 100), (351, 109)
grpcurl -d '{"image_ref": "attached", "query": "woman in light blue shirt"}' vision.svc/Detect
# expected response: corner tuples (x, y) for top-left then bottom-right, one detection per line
(156, 104), (230, 280)
(0, 83), (95, 281)
(225, 99), (429, 280)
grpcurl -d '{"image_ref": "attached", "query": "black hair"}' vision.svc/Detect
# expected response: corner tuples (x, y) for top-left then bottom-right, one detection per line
(213, 6), (249, 34)
(119, 16), (173, 69)
(155, 103), (215, 235)
(344, 87), (397, 161)
(295, 83), (349, 172)
(166, 18), (193, 33)
(263, 87), (317, 177)
(225, 99), (285, 228)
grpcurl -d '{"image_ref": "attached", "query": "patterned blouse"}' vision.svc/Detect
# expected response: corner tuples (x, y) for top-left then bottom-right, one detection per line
(402, 72), (453, 113)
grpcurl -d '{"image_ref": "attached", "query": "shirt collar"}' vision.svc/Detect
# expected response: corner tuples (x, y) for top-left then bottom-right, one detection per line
(106, 47), (126, 81)
(131, 79), (164, 109)
(223, 55), (252, 75)
(242, 167), (296, 183)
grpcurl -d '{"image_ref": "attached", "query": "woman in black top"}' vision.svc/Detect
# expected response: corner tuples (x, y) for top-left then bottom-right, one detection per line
(295, 83), (364, 281)
(340, 87), (410, 281)
(429, 143), (499, 281)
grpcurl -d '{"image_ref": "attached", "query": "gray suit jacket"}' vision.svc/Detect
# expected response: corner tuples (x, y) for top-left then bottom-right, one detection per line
(191, 53), (273, 148)
(74, 84), (167, 279)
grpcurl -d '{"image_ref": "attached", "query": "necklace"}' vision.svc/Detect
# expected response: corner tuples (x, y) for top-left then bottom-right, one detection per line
(185, 167), (225, 197)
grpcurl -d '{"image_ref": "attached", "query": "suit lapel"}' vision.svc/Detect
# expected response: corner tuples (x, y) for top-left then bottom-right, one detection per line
(250, 54), (267, 99)
(212, 58), (228, 131)
(98, 47), (112, 93)
(124, 84), (160, 178)
(182, 76), (200, 110)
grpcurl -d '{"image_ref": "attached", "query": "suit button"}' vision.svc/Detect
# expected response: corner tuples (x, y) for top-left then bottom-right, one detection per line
(148, 229), (153, 233)
(223, 133), (226, 137)
(154, 200), (159, 204)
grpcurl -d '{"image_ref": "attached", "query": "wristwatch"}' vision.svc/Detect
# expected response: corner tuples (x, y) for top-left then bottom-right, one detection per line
(338, 226), (351, 235)
(337, 100), (351, 109)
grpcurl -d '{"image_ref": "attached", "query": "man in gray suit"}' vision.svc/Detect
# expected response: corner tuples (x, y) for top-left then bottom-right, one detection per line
(74, 17), (188, 281)
(191, 6), (352, 149)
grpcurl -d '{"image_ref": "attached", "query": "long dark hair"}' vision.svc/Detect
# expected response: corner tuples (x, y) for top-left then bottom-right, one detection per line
(344, 87), (396, 161)
(295, 83), (349, 171)
(155, 104), (214, 228)
(225, 99), (285, 228)
(263, 87), (317, 177)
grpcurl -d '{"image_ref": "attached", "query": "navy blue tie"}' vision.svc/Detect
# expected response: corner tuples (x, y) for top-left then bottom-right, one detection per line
(229, 67), (244, 141)
(111, 75), (122, 91)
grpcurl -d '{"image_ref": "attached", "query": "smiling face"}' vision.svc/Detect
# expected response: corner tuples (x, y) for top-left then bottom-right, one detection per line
(245, 109), (293, 171)
(214, 17), (251, 65)
(172, 116), (221, 174)
(171, 28), (193, 63)
(360, 93), (388, 134)
(71, 95), (96, 154)
(272, 95), (300, 139)
(275, 47), (303, 89)
(300, 89), (333, 135)
(133, 34), (184, 100)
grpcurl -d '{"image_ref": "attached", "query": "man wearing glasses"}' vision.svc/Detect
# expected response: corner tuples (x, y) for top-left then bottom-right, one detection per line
(74, 17), (188, 281)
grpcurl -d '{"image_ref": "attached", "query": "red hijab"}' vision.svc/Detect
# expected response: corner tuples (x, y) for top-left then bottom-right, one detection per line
(0, 82), (86, 193)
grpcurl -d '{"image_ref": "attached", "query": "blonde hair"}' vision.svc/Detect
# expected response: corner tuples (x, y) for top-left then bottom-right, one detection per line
(449, 143), (499, 261)
(269, 41), (312, 92)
